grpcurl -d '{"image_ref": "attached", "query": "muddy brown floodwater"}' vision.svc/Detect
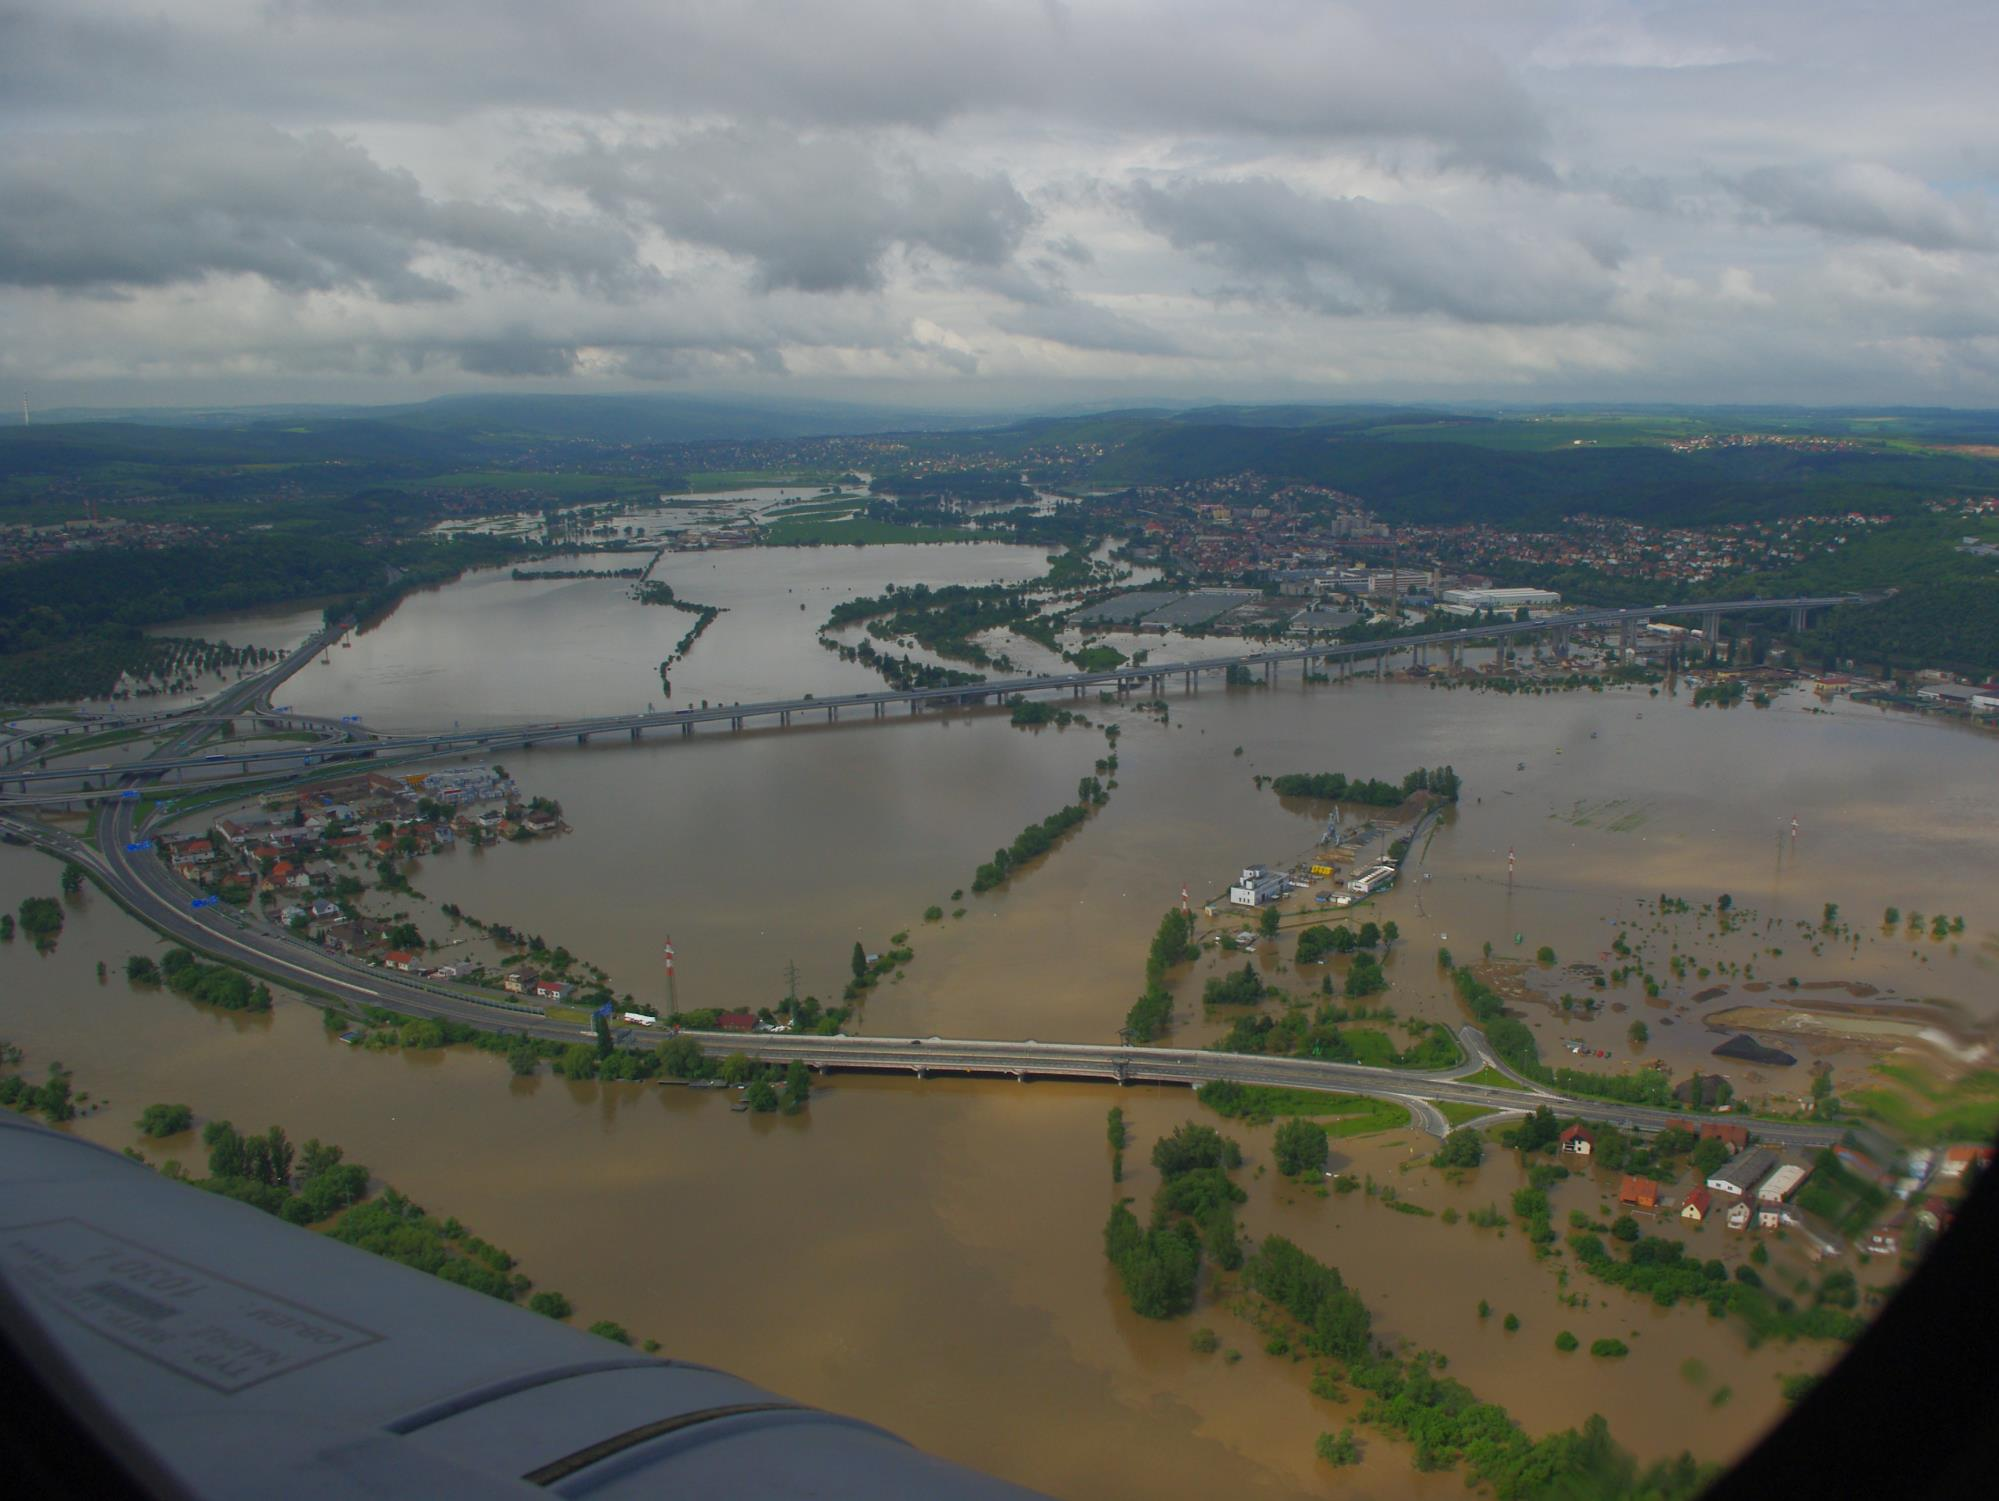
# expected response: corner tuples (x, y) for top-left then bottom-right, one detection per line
(9, 552), (1994, 1497)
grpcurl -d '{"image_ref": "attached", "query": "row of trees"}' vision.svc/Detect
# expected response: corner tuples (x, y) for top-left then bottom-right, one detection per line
(1240, 1233), (1713, 1495)
(971, 799), (1097, 893)
(1268, 765), (1462, 806)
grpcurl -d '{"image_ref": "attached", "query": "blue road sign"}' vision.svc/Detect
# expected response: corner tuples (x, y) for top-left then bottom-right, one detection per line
(190, 896), (218, 910)
(593, 1001), (615, 1019)
(120, 789), (140, 800)
(124, 840), (153, 852)
(340, 714), (361, 723)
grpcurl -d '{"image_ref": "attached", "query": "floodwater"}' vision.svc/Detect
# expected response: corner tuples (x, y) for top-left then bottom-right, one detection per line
(4, 842), (1830, 1500)
(276, 560), (1999, 1080)
(19, 550), (1995, 1495)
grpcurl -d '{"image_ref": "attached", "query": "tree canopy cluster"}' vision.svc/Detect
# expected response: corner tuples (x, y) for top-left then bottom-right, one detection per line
(1269, 765), (1461, 805)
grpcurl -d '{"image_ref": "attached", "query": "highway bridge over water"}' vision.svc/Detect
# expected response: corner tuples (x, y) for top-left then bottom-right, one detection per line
(2, 593), (1862, 794)
(0, 589), (1870, 1154)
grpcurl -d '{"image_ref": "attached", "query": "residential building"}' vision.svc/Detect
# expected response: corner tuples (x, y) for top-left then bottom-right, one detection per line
(716, 1010), (758, 1033)
(1697, 1122), (1750, 1154)
(383, 951), (418, 972)
(1618, 1175), (1660, 1209)
(503, 970), (539, 995)
(1726, 1202), (1751, 1230)
(1558, 1125), (1594, 1155)
(1938, 1144), (1995, 1180)
(532, 978), (574, 1002)
(1681, 1188), (1712, 1222)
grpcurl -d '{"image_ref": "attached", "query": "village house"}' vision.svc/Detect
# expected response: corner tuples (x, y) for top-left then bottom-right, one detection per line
(1938, 1144), (1995, 1181)
(1726, 1202), (1751, 1230)
(1618, 1175), (1661, 1210)
(383, 951), (418, 972)
(1680, 1188), (1712, 1223)
(716, 1010), (759, 1033)
(532, 977), (575, 1002)
(309, 899), (341, 921)
(503, 970), (539, 995)
(1698, 1122), (1751, 1154)
(1558, 1125), (1594, 1155)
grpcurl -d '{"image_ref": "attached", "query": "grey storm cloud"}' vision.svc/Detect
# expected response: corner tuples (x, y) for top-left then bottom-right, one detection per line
(1127, 177), (1618, 326)
(0, 122), (654, 299)
(1728, 164), (1995, 253)
(2, 2), (1550, 174)
(548, 128), (1035, 293)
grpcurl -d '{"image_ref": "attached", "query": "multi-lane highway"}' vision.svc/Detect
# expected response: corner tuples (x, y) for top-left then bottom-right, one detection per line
(5, 805), (1846, 1147)
(0, 593), (1864, 794)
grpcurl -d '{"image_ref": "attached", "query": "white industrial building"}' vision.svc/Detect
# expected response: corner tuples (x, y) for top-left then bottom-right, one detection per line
(1756, 1162), (1811, 1203)
(1706, 1148), (1776, 1198)
(1436, 587), (1562, 615)
(1228, 865), (1286, 907)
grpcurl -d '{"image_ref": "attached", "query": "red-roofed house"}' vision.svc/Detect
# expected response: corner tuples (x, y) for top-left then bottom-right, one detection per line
(1559, 1125), (1595, 1155)
(1619, 1175), (1661, 1210)
(1681, 1188), (1713, 1222)
(383, 951), (418, 971)
(716, 1010), (758, 1033)
(1939, 1144), (1995, 1181)
(1698, 1122), (1751, 1154)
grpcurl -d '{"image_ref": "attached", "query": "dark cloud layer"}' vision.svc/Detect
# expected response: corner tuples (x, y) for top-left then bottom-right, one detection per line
(0, 122), (651, 300)
(550, 128), (1034, 293)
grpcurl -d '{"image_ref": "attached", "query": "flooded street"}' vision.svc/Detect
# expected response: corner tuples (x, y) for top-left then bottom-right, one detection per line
(9, 548), (1993, 1496)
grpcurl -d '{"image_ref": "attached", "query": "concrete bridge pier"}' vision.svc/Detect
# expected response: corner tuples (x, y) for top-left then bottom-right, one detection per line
(1184, 670), (1194, 692)
(1376, 652), (1386, 679)
(1552, 626), (1571, 659)
(1790, 606), (1811, 632)
(629, 727), (641, 742)
(681, 722), (693, 737)
(1618, 618), (1636, 656)
(1152, 674), (1165, 696)
(1263, 660), (1275, 685)
(576, 732), (589, 745)
(730, 716), (743, 731)
(1702, 611), (1722, 650)
(779, 710), (791, 727)
(874, 701), (885, 718)
(826, 705), (837, 722)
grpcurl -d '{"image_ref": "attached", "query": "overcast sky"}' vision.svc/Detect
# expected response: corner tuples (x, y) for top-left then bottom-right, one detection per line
(5, 0), (1997, 411)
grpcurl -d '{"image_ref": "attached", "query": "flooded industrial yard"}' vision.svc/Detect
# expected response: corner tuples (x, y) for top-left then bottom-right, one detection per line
(8, 543), (1994, 1496)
